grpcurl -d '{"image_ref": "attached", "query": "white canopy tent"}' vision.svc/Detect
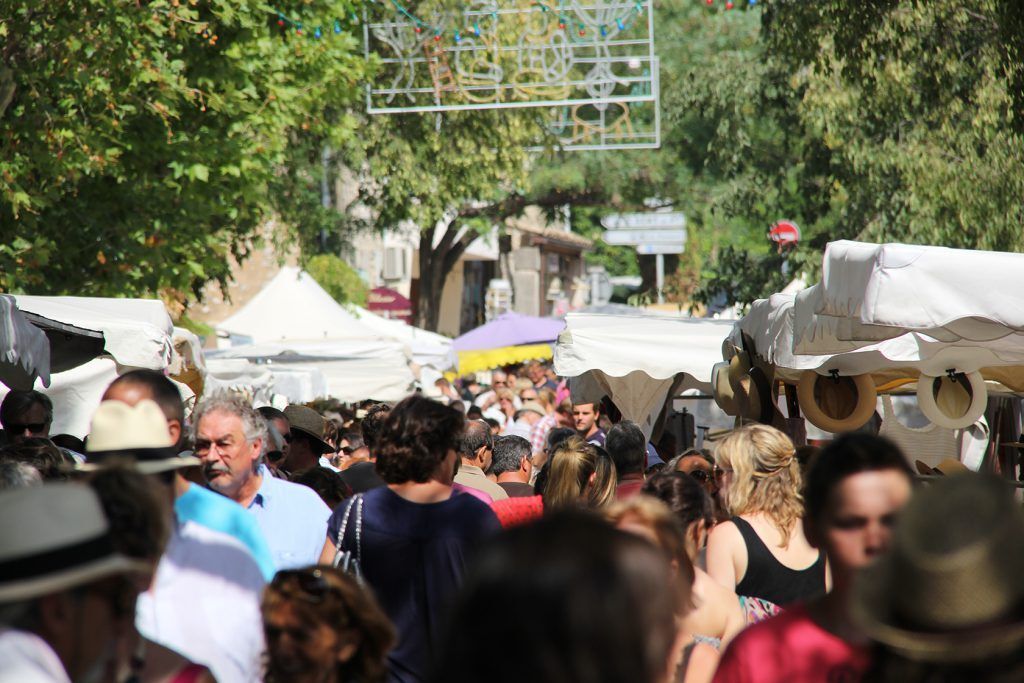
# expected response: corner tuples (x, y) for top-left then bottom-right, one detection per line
(793, 241), (1024, 353)
(554, 313), (735, 437)
(213, 268), (415, 402)
(742, 292), (1024, 389)
(349, 306), (456, 371)
(0, 297), (177, 438)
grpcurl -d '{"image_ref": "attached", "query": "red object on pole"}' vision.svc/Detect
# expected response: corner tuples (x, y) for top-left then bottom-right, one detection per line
(768, 220), (801, 248)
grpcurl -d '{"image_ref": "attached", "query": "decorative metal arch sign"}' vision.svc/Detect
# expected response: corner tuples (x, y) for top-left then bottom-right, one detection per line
(363, 0), (660, 150)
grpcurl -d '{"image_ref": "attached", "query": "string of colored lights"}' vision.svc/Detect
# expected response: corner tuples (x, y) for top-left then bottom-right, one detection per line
(271, 1), (650, 45)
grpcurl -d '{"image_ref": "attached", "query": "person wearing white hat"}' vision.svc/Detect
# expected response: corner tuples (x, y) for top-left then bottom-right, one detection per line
(84, 399), (267, 683)
(0, 483), (150, 683)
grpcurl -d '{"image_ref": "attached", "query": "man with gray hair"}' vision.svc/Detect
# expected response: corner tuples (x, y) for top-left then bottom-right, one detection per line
(193, 393), (330, 570)
(454, 420), (508, 501)
(491, 435), (535, 498)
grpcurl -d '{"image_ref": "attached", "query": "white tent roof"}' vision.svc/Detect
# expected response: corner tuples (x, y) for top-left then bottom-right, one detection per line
(349, 306), (456, 371)
(554, 313), (735, 437)
(801, 240), (1024, 345)
(14, 295), (173, 371)
(212, 268), (416, 401)
(217, 267), (389, 344)
(741, 292), (1024, 382)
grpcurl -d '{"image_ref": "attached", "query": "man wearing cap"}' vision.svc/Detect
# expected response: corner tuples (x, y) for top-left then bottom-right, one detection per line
(194, 393), (331, 570)
(454, 420), (508, 501)
(712, 433), (914, 683)
(101, 370), (276, 581)
(503, 400), (546, 440)
(0, 483), (149, 683)
(83, 398), (267, 683)
(280, 404), (335, 477)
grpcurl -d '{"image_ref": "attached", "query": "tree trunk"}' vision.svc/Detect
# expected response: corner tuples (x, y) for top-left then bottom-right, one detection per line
(414, 221), (477, 332)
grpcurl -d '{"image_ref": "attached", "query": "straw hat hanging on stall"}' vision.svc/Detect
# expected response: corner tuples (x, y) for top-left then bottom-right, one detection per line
(916, 370), (988, 430)
(713, 350), (774, 423)
(797, 370), (877, 433)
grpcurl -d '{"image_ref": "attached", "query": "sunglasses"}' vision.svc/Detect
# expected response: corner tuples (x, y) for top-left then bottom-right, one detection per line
(688, 469), (713, 484)
(7, 422), (47, 433)
(272, 568), (342, 604)
(339, 446), (356, 455)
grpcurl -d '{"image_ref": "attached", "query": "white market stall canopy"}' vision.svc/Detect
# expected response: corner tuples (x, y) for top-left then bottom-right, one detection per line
(794, 240), (1024, 353)
(349, 306), (456, 371)
(554, 313), (735, 436)
(14, 295), (174, 371)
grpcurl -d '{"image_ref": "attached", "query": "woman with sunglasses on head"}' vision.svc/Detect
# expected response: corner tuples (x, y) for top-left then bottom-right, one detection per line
(706, 425), (829, 612)
(263, 566), (395, 683)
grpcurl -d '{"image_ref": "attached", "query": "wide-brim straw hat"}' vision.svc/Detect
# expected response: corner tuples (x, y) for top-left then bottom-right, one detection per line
(914, 457), (969, 477)
(797, 370), (877, 433)
(852, 473), (1024, 662)
(283, 405), (334, 454)
(712, 361), (739, 416)
(82, 399), (200, 474)
(917, 371), (988, 430)
(0, 483), (150, 602)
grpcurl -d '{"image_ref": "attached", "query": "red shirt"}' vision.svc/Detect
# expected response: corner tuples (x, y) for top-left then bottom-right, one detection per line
(615, 472), (645, 500)
(490, 495), (543, 528)
(712, 604), (869, 683)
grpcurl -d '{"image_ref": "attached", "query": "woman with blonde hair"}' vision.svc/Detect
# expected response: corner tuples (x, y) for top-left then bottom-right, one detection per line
(542, 436), (617, 511)
(706, 424), (828, 609)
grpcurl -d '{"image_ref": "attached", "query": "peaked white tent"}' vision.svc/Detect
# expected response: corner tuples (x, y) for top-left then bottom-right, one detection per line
(213, 268), (414, 402)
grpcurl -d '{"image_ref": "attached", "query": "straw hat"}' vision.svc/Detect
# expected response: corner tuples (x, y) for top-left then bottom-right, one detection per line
(0, 483), (150, 602)
(83, 399), (201, 474)
(797, 370), (877, 433)
(519, 401), (547, 418)
(916, 371), (987, 430)
(735, 366), (774, 424)
(914, 458), (969, 477)
(853, 474), (1024, 662)
(711, 361), (739, 416)
(283, 405), (334, 454)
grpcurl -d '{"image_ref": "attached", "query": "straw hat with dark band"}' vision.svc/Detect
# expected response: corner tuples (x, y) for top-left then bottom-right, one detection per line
(797, 370), (877, 433)
(283, 405), (334, 455)
(0, 483), (150, 602)
(82, 399), (200, 474)
(853, 474), (1024, 662)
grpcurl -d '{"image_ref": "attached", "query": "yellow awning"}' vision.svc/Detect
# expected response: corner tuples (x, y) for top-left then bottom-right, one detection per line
(457, 343), (553, 375)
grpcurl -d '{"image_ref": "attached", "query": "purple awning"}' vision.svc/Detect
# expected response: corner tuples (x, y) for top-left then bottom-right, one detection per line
(453, 312), (566, 352)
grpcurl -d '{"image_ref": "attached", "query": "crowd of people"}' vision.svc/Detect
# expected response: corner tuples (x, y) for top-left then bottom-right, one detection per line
(0, 360), (1021, 683)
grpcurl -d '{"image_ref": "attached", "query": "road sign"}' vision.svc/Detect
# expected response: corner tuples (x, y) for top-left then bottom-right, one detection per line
(603, 229), (687, 245)
(636, 243), (685, 255)
(601, 211), (686, 231)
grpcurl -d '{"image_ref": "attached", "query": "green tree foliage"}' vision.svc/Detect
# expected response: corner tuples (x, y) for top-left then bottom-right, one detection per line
(305, 253), (368, 306)
(0, 0), (366, 299)
(692, 0), (1024, 306)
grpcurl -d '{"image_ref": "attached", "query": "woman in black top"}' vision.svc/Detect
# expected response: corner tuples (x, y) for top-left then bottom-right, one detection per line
(706, 424), (829, 608)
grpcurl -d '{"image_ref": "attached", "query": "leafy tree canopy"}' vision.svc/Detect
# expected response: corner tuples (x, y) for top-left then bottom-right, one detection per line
(0, 0), (367, 301)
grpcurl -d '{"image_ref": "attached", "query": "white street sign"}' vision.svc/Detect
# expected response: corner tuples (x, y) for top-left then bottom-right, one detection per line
(601, 211), (686, 230)
(636, 243), (685, 255)
(603, 229), (687, 245)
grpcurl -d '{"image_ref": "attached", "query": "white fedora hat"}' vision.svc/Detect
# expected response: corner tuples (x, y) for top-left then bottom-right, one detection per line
(797, 370), (877, 433)
(916, 371), (987, 430)
(83, 399), (200, 474)
(0, 483), (149, 602)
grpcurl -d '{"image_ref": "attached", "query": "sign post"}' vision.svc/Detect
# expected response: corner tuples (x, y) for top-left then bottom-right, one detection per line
(601, 212), (687, 304)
